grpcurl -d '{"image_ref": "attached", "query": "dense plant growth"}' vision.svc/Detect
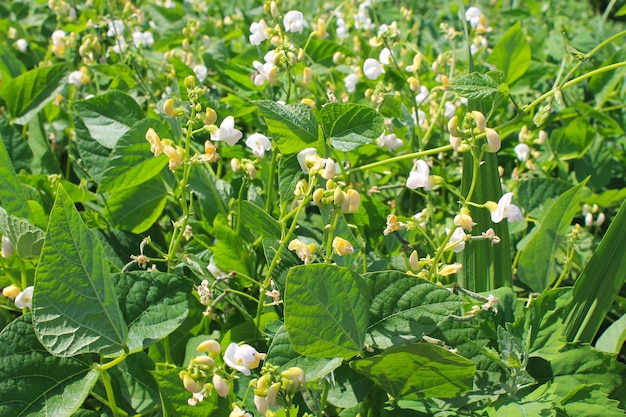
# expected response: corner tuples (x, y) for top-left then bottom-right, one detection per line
(0, 0), (625, 416)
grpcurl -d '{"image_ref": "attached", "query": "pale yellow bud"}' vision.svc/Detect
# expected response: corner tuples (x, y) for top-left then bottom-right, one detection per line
(197, 339), (221, 356)
(407, 76), (420, 91)
(485, 128), (501, 152)
(270, 1), (279, 17)
(332, 236), (354, 256)
(163, 98), (175, 118)
(409, 250), (419, 270)
(184, 74), (196, 89)
(333, 187), (344, 205)
(213, 374), (229, 397)
(450, 135), (462, 151)
(471, 110), (486, 132)
(231, 158), (241, 173)
(204, 107), (217, 125)
(2, 284), (20, 300)
(341, 189), (360, 213)
(315, 19), (328, 38)
(302, 67), (312, 88)
(192, 355), (215, 367)
(454, 209), (476, 231)
(447, 115), (460, 137)
(301, 98), (316, 109)
(312, 188), (325, 206)
(266, 382), (281, 406)
(181, 373), (203, 394)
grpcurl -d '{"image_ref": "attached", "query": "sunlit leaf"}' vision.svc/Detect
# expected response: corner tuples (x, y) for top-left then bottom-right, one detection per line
(321, 103), (384, 152)
(487, 22), (531, 84)
(256, 101), (318, 154)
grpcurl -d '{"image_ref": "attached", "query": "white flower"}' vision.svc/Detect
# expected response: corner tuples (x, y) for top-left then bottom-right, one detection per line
(132, 30), (154, 48)
(211, 116), (242, 146)
(444, 101), (457, 119)
(490, 192), (524, 223)
(111, 37), (127, 54)
(296, 148), (317, 173)
(245, 133), (271, 158)
(415, 86), (430, 105)
(51, 30), (66, 45)
(249, 19), (269, 45)
(376, 132), (404, 150)
(446, 227), (467, 253)
(465, 7), (482, 28)
(514, 143), (531, 161)
(379, 48), (393, 65)
(321, 158), (336, 180)
(252, 61), (277, 86)
(406, 160), (435, 190)
(68, 71), (84, 87)
(343, 73), (359, 93)
(15, 286), (33, 309)
(223, 343), (263, 375)
(15, 39), (28, 52)
(2, 236), (12, 258)
(363, 58), (385, 80)
(107, 19), (125, 37)
(193, 64), (208, 82)
(283, 10), (304, 33)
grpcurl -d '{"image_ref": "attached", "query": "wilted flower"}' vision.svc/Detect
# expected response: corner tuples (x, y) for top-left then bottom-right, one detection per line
(482, 294), (499, 311)
(283, 10), (304, 33)
(211, 116), (243, 146)
(246, 133), (271, 158)
(2, 284), (20, 299)
(383, 213), (407, 236)
(249, 19), (269, 45)
(439, 262), (463, 276)
(146, 128), (164, 156)
(363, 58), (384, 80)
(223, 343), (264, 376)
(288, 238), (317, 264)
(454, 209), (476, 231)
(14, 285), (34, 309)
(489, 193), (524, 223)
(332, 237), (354, 256)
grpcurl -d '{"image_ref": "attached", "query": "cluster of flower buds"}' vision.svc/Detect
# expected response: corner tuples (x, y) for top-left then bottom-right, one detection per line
(179, 340), (230, 406)
(250, 364), (306, 416)
(448, 110), (501, 153)
(311, 179), (361, 214)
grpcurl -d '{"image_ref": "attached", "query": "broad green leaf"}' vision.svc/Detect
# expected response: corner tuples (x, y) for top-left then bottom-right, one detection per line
(450, 70), (507, 101)
(33, 185), (128, 357)
(188, 164), (231, 225)
(104, 176), (168, 234)
(266, 325), (343, 381)
(517, 180), (587, 292)
(363, 271), (465, 349)
(74, 116), (114, 183)
(596, 313), (626, 354)
(350, 343), (475, 400)
(284, 264), (369, 358)
(326, 364), (375, 408)
(564, 199), (626, 343)
(0, 44), (26, 82)
(240, 201), (281, 240)
(27, 114), (61, 175)
(114, 271), (191, 353)
(517, 177), (574, 216)
(212, 219), (252, 276)
(0, 207), (44, 259)
(487, 22), (531, 84)
(72, 90), (144, 149)
(558, 384), (626, 417)
(98, 119), (169, 193)
(307, 38), (353, 66)
(0, 62), (70, 125)
(256, 100), (318, 154)
(320, 103), (384, 152)
(0, 315), (99, 417)
(152, 367), (230, 417)
(549, 117), (595, 160)
(0, 131), (31, 219)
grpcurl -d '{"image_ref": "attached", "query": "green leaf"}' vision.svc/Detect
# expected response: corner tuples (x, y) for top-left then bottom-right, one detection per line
(32, 185), (128, 357)
(564, 199), (626, 343)
(558, 384), (626, 417)
(262, 238), (301, 291)
(350, 343), (475, 400)
(104, 176), (168, 234)
(240, 201), (281, 240)
(487, 22), (531, 84)
(74, 115), (115, 183)
(212, 219), (252, 276)
(256, 101), (318, 154)
(363, 271), (465, 349)
(517, 177), (574, 216)
(517, 180), (587, 292)
(320, 103), (384, 152)
(450, 70), (506, 101)
(0, 130), (31, 219)
(98, 119), (169, 193)
(284, 264), (369, 358)
(266, 324), (343, 381)
(72, 90), (145, 149)
(596, 313), (626, 354)
(0, 116), (32, 172)
(152, 367), (230, 417)
(549, 117), (595, 160)
(27, 114), (62, 175)
(114, 271), (191, 353)
(326, 364), (375, 408)
(0, 207), (44, 259)
(0, 62), (71, 125)
(278, 152), (305, 204)
(0, 315), (99, 417)
(0, 44), (27, 82)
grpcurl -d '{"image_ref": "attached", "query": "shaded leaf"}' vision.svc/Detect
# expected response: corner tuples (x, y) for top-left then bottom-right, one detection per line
(0, 133), (31, 219)
(350, 343), (475, 400)
(256, 101), (318, 154)
(487, 22), (531, 84)
(284, 264), (369, 358)
(241, 201), (281, 240)
(596, 313), (626, 354)
(0, 207), (44, 259)
(321, 103), (384, 152)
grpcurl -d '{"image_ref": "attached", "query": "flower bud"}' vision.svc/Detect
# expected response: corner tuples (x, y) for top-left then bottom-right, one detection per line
(333, 187), (344, 205)
(447, 115), (460, 137)
(181, 372), (203, 394)
(254, 394), (269, 416)
(231, 158), (241, 173)
(302, 67), (312, 88)
(213, 374), (229, 397)
(163, 98), (175, 117)
(485, 128), (501, 152)
(312, 188), (324, 206)
(449, 135), (462, 151)
(409, 250), (419, 271)
(454, 208), (476, 231)
(2, 236), (12, 259)
(184, 75), (196, 89)
(341, 189), (360, 213)
(256, 374), (271, 392)
(471, 110), (486, 132)
(192, 355), (215, 367)
(266, 382), (281, 406)
(280, 367), (306, 395)
(245, 163), (257, 179)
(204, 108), (217, 125)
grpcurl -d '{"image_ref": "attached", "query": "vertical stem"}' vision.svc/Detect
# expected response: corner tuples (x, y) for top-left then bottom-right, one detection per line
(100, 368), (121, 417)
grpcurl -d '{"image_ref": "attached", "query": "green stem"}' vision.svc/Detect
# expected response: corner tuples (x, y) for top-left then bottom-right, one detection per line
(99, 367), (121, 417)
(265, 150), (279, 214)
(323, 209), (340, 263)
(348, 145), (452, 174)
(427, 227), (457, 282)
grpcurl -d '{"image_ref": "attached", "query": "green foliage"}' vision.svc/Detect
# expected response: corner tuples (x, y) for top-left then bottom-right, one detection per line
(256, 100), (318, 154)
(320, 103), (385, 152)
(487, 22), (531, 84)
